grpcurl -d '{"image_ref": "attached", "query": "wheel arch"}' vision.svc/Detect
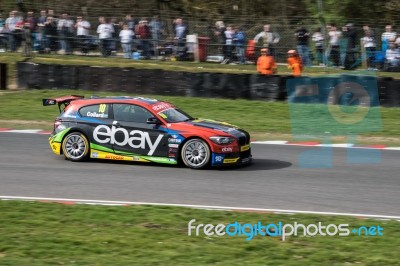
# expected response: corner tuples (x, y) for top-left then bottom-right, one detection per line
(60, 127), (90, 155)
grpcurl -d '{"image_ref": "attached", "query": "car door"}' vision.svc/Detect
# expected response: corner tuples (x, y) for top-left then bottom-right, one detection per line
(111, 103), (169, 157)
(78, 103), (115, 154)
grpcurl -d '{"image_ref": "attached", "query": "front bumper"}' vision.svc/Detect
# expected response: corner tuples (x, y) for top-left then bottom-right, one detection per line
(211, 146), (252, 166)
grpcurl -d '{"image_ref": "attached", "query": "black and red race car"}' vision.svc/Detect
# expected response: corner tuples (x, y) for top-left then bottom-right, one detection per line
(44, 95), (252, 169)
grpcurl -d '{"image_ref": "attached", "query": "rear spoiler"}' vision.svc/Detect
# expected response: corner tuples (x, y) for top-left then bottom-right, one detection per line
(42, 95), (84, 112)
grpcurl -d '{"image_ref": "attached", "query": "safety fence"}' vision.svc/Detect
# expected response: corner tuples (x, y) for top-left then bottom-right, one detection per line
(16, 62), (400, 107)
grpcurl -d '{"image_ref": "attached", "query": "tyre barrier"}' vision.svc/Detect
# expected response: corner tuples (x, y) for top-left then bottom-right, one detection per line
(16, 62), (400, 107)
(287, 75), (381, 107)
(0, 63), (7, 90)
(249, 74), (282, 101)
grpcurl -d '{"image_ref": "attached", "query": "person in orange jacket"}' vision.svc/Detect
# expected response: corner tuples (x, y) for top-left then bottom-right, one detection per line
(287, 49), (303, 76)
(257, 48), (277, 75)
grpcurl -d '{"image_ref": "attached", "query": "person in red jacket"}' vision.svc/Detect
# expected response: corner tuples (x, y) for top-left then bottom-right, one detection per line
(287, 49), (303, 76)
(135, 18), (151, 59)
(256, 48), (277, 75)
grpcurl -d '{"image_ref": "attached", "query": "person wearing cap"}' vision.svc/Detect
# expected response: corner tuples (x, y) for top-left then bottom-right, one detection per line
(287, 49), (303, 76)
(257, 48), (277, 75)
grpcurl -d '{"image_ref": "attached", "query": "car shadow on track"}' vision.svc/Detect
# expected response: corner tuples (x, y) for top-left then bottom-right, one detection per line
(62, 158), (292, 171)
(214, 158), (292, 172)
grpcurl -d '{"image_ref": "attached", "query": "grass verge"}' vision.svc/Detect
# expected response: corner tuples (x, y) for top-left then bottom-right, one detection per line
(0, 89), (399, 145)
(0, 200), (399, 266)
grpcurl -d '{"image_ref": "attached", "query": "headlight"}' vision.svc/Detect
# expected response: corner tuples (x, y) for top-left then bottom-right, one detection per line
(209, 136), (235, 145)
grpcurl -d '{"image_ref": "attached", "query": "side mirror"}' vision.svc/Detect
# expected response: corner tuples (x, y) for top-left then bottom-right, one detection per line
(146, 117), (161, 125)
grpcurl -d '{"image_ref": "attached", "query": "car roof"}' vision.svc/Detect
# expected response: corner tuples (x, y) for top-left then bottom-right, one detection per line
(70, 96), (167, 108)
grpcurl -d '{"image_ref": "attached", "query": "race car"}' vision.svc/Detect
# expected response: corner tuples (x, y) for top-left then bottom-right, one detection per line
(43, 95), (252, 169)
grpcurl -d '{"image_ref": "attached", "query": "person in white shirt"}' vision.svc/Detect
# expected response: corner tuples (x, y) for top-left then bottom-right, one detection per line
(361, 29), (376, 69)
(75, 16), (91, 54)
(119, 24), (134, 59)
(97, 17), (114, 57)
(385, 42), (400, 67)
(328, 25), (342, 67)
(254, 24), (280, 59)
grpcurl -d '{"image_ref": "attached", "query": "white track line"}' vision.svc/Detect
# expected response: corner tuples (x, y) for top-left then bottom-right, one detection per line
(1, 196), (400, 220)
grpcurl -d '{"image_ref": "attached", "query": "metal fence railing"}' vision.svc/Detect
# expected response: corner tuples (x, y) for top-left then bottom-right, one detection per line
(0, 12), (398, 68)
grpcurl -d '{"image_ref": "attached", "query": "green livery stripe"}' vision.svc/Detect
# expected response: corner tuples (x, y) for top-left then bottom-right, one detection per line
(141, 156), (177, 164)
(52, 128), (71, 143)
(89, 143), (176, 164)
(90, 143), (114, 153)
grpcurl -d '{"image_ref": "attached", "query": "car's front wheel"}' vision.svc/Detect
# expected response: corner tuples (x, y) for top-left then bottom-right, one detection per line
(181, 138), (211, 169)
(62, 132), (90, 162)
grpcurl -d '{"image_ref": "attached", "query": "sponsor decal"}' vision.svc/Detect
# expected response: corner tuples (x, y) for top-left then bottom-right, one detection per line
(91, 152), (99, 158)
(87, 112), (108, 118)
(221, 147), (233, 153)
(105, 155), (124, 160)
(168, 143), (179, 148)
(169, 148), (178, 153)
(152, 102), (172, 112)
(168, 153), (175, 157)
(168, 138), (182, 144)
(93, 125), (163, 156)
(132, 156), (140, 161)
(215, 155), (224, 162)
(223, 158), (239, 164)
(240, 144), (250, 152)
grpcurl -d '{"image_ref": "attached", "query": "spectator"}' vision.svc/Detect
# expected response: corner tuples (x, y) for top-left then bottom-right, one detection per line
(25, 11), (37, 50)
(75, 16), (91, 54)
(136, 18), (151, 59)
(43, 16), (58, 53)
(385, 42), (400, 68)
(214, 20), (226, 58)
(233, 26), (246, 64)
(37, 10), (47, 52)
(173, 18), (188, 60)
(119, 23), (134, 59)
(312, 27), (324, 65)
(125, 14), (136, 31)
(5, 11), (22, 52)
(395, 33), (400, 47)
(254, 24), (280, 58)
(97, 17), (114, 57)
(222, 25), (234, 64)
(110, 17), (120, 53)
(257, 48), (277, 75)
(382, 25), (396, 43)
(294, 23), (311, 66)
(328, 24), (342, 67)
(381, 25), (396, 52)
(287, 49), (303, 76)
(0, 13), (5, 31)
(0, 14), (5, 51)
(149, 15), (164, 51)
(57, 13), (74, 54)
(342, 23), (358, 70)
(361, 29), (377, 70)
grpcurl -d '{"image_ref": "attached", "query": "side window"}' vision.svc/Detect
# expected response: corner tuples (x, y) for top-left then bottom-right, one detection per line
(113, 104), (153, 123)
(79, 104), (109, 119)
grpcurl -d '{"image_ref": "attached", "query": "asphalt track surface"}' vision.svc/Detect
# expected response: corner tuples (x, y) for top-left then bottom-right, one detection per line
(0, 133), (399, 216)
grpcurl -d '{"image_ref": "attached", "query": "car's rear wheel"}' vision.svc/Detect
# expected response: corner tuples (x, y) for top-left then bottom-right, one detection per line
(181, 138), (210, 169)
(62, 132), (90, 162)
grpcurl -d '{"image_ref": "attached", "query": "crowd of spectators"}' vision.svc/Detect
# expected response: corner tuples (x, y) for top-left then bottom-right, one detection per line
(0, 9), (400, 71)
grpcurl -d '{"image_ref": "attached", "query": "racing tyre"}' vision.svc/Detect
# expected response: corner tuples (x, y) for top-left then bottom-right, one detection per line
(181, 138), (211, 169)
(62, 132), (90, 162)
